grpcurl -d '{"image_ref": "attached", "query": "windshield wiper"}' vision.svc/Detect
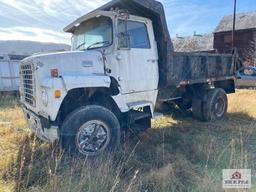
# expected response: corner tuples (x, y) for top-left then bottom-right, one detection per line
(87, 41), (111, 50)
(76, 42), (86, 50)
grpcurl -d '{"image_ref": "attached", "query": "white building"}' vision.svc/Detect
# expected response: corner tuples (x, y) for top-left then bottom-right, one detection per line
(0, 40), (70, 92)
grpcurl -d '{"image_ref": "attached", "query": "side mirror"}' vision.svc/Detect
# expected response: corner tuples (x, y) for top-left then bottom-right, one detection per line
(118, 32), (130, 49)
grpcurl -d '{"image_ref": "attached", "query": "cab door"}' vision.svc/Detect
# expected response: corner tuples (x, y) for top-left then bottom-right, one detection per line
(116, 19), (158, 94)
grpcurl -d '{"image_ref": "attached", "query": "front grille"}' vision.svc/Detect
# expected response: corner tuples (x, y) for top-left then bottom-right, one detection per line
(20, 60), (36, 106)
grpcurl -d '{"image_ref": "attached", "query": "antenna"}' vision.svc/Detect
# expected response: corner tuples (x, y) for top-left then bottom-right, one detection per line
(232, 0), (237, 50)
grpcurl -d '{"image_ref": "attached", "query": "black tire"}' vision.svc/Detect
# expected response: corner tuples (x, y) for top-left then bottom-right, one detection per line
(202, 88), (228, 122)
(192, 98), (204, 120)
(60, 105), (121, 157)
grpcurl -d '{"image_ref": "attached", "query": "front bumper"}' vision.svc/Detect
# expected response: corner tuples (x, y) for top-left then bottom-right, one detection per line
(23, 108), (59, 143)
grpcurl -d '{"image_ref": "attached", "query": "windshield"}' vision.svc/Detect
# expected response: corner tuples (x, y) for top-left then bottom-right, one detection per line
(72, 16), (112, 50)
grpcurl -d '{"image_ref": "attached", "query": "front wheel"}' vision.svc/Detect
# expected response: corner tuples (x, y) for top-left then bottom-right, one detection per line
(60, 105), (121, 157)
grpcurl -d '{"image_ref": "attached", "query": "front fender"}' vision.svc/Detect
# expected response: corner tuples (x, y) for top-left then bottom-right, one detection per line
(62, 75), (111, 90)
(39, 75), (111, 121)
(41, 75), (111, 90)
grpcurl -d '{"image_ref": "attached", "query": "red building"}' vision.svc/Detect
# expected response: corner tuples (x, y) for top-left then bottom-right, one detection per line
(214, 12), (256, 66)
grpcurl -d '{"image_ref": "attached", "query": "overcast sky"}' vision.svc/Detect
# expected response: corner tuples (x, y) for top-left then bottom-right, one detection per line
(0, 0), (255, 44)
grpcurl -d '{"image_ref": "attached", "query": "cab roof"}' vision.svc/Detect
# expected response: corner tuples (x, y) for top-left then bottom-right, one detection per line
(64, 0), (174, 87)
(64, 10), (114, 33)
(64, 0), (170, 39)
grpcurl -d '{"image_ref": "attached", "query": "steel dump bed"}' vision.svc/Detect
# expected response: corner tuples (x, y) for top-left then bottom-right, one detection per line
(170, 52), (235, 86)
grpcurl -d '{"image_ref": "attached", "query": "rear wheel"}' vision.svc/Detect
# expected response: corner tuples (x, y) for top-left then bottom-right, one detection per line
(202, 88), (228, 121)
(60, 105), (121, 157)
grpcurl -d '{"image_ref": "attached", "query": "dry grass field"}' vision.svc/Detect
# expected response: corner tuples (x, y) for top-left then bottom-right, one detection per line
(1, 90), (256, 192)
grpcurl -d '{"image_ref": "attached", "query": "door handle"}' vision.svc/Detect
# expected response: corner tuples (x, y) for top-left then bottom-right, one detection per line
(147, 59), (157, 63)
(116, 54), (122, 61)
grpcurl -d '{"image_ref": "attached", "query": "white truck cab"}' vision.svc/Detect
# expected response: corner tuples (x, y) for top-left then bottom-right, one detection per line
(20, 9), (159, 156)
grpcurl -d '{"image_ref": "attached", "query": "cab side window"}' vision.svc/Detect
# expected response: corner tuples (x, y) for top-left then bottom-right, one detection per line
(118, 20), (150, 49)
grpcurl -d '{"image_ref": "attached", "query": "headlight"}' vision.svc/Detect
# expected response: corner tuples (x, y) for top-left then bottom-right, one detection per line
(41, 89), (48, 106)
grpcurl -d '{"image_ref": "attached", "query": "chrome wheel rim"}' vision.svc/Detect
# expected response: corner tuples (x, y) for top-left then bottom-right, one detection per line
(76, 120), (110, 156)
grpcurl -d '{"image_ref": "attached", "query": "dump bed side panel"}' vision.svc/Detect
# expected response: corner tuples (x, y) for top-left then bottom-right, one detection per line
(169, 52), (235, 86)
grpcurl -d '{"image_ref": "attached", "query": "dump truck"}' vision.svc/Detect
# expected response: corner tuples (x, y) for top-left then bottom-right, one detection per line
(20, 0), (237, 156)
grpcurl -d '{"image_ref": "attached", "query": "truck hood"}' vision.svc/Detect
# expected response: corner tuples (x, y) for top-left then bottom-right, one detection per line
(26, 50), (105, 76)
(20, 50), (111, 121)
